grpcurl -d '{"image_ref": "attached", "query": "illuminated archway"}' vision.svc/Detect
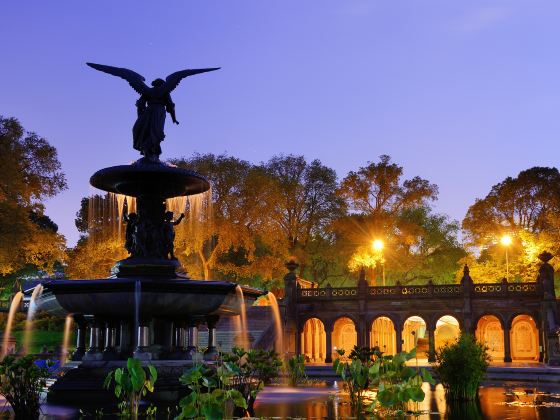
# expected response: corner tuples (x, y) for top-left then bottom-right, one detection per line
(402, 316), (427, 355)
(510, 315), (539, 362)
(333, 317), (357, 358)
(476, 315), (504, 361)
(370, 317), (396, 355)
(300, 318), (326, 363)
(435, 315), (460, 351)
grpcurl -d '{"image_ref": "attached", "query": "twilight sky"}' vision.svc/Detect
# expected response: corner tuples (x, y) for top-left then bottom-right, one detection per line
(2, 0), (560, 246)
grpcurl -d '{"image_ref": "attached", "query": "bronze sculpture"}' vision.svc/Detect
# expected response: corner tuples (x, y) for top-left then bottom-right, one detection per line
(87, 63), (219, 161)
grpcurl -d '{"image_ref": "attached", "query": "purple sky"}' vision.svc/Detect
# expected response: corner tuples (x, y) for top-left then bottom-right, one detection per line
(2, 1), (560, 246)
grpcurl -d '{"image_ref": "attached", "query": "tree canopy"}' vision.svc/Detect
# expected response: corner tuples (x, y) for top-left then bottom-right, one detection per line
(0, 117), (66, 277)
(462, 166), (560, 282)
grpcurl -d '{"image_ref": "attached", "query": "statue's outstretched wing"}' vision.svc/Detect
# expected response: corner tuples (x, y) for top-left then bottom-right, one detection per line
(86, 63), (149, 95)
(164, 68), (220, 94)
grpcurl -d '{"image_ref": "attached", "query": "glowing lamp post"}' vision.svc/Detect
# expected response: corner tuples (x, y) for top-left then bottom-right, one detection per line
(501, 235), (512, 281)
(372, 239), (385, 286)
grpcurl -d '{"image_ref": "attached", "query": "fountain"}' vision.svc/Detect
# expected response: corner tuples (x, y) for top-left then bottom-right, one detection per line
(31, 62), (265, 404)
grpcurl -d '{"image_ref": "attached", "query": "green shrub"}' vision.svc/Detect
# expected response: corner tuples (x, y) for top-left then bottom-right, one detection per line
(286, 354), (307, 386)
(103, 357), (157, 418)
(0, 355), (49, 418)
(433, 334), (490, 400)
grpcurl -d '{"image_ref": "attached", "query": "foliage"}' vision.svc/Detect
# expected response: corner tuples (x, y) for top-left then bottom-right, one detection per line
(333, 348), (373, 413)
(0, 116), (67, 276)
(176, 362), (247, 420)
(335, 156), (463, 285)
(0, 355), (49, 418)
(221, 347), (283, 415)
(334, 346), (434, 417)
(172, 153), (286, 282)
(66, 194), (128, 279)
(263, 155), (345, 275)
(103, 358), (157, 418)
(434, 334), (490, 400)
(462, 167), (560, 282)
(286, 354), (307, 386)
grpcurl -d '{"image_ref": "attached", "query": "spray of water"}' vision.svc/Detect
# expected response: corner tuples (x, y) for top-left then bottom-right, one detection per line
(267, 292), (283, 355)
(235, 286), (250, 349)
(2, 292), (23, 358)
(60, 315), (73, 366)
(134, 280), (141, 348)
(22, 284), (44, 355)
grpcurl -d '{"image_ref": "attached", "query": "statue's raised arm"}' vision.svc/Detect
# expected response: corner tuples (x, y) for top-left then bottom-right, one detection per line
(87, 62), (219, 162)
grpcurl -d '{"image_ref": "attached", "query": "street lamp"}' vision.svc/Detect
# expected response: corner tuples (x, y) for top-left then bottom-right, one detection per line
(501, 235), (512, 281)
(372, 239), (385, 286)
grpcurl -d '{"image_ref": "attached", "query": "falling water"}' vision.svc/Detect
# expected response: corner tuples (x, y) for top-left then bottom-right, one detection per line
(166, 196), (188, 216)
(22, 284), (44, 355)
(233, 316), (242, 347)
(2, 292), (23, 358)
(235, 286), (250, 349)
(87, 192), (135, 244)
(60, 315), (73, 367)
(267, 292), (283, 355)
(134, 280), (141, 347)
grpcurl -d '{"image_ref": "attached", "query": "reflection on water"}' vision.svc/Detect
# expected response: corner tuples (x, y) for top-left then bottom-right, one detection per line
(3, 381), (560, 418)
(254, 381), (560, 419)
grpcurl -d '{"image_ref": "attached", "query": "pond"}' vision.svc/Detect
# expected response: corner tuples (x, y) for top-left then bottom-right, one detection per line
(5, 381), (560, 418)
(253, 381), (560, 419)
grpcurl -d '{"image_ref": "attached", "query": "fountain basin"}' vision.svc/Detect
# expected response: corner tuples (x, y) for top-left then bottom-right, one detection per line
(90, 162), (210, 198)
(36, 278), (263, 319)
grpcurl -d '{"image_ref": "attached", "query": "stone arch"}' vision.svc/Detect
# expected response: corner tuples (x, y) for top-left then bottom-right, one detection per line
(510, 314), (539, 362)
(370, 316), (397, 355)
(475, 314), (504, 361)
(332, 316), (357, 359)
(402, 316), (427, 355)
(300, 317), (326, 363)
(434, 315), (461, 351)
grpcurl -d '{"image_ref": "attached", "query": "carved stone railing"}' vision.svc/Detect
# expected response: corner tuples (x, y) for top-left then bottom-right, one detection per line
(297, 281), (541, 301)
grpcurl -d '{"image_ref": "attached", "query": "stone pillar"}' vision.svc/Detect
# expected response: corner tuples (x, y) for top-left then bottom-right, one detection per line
(204, 315), (219, 360)
(102, 320), (117, 361)
(395, 324), (403, 354)
(71, 315), (87, 361)
(84, 319), (103, 361)
(428, 328), (436, 363)
(283, 260), (299, 359)
(503, 325), (512, 363)
(325, 326), (333, 363)
(133, 321), (152, 361)
(186, 324), (199, 359)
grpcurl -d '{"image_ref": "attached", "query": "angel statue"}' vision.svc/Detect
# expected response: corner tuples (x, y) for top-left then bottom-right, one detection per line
(87, 63), (219, 161)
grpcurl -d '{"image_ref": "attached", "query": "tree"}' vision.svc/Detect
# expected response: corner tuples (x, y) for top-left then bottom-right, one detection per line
(171, 154), (286, 283)
(462, 167), (560, 282)
(335, 155), (462, 284)
(0, 116), (67, 276)
(66, 194), (127, 279)
(263, 155), (345, 277)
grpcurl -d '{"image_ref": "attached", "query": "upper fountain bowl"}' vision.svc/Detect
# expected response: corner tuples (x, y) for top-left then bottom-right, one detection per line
(90, 160), (210, 198)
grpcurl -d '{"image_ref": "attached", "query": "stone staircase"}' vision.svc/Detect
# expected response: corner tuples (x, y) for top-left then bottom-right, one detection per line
(198, 306), (274, 352)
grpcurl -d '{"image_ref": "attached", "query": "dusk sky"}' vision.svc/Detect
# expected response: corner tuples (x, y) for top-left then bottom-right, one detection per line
(2, 0), (560, 246)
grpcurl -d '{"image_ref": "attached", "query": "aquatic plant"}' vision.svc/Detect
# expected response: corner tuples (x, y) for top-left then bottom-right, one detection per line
(222, 347), (283, 415)
(286, 354), (307, 386)
(103, 357), (157, 418)
(176, 362), (246, 419)
(334, 346), (434, 416)
(0, 355), (49, 418)
(434, 333), (490, 400)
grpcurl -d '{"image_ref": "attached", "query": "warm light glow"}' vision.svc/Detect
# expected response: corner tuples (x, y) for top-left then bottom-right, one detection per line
(501, 235), (512, 246)
(372, 239), (384, 251)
